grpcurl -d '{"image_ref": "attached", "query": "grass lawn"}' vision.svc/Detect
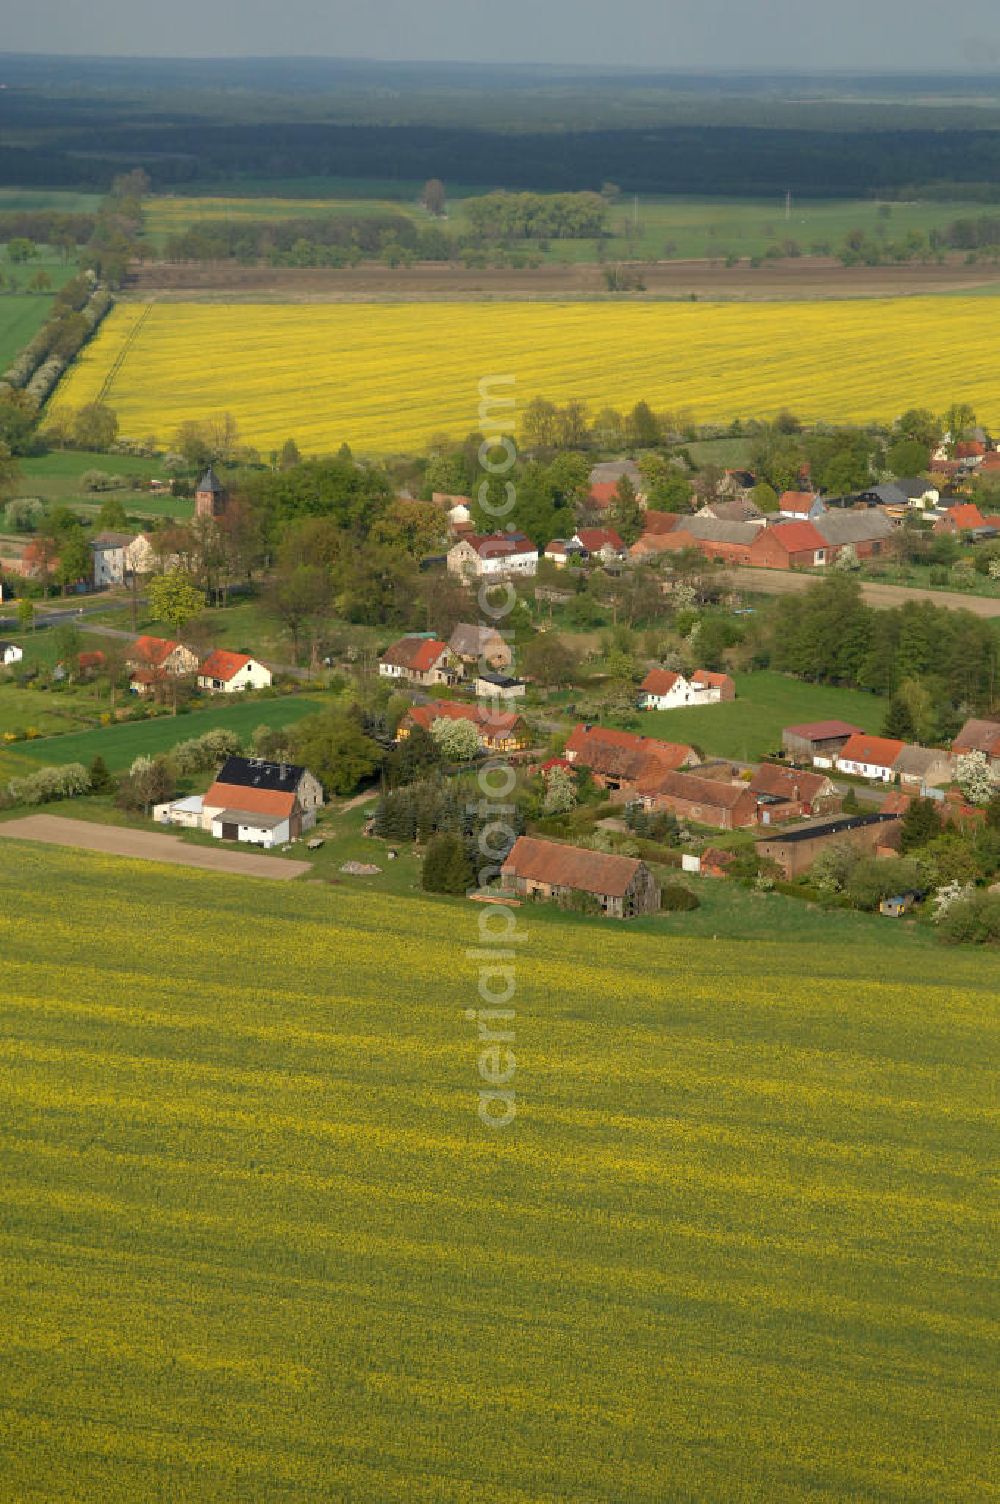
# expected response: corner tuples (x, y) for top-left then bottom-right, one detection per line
(6, 693), (326, 774)
(639, 669), (887, 761)
(0, 294), (55, 371)
(0, 841), (994, 1501)
(12, 451), (189, 518)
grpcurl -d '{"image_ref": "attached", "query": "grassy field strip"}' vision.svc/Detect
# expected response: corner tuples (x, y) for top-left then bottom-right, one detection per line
(5, 696), (322, 772)
(54, 297), (1000, 455)
(0, 844), (995, 1501)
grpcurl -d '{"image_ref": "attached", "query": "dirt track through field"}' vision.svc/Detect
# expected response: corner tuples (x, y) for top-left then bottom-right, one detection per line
(128, 255), (1000, 303)
(725, 567), (1000, 617)
(0, 815), (311, 878)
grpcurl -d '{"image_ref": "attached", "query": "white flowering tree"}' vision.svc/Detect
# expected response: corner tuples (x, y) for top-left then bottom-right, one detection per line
(833, 544), (861, 572)
(542, 765), (577, 815)
(429, 716), (481, 762)
(955, 749), (999, 806)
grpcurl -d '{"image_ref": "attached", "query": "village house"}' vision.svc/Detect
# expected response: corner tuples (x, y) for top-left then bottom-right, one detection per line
(893, 744), (954, 792)
(574, 527), (627, 562)
(501, 835), (660, 918)
(378, 635), (462, 687)
(696, 496), (765, 526)
(933, 502), (987, 535)
(448, 622), (512, 670)
(125, 532), (179, 576)
(155, 755), (323, 847)
(778, 491), (825, 521)
(563, 724), (697, 791)
(90, 530), (136, 588)
(755, 812), (903, 880)
(782, 720), (863, 768)
(836, 732), (905, 782)
(0, 641), (24, 666)
(634, 767), (760, 829)
(197, 648), (273, 694)
(431, 492), (472, 527)
(543, 538), (589, 567)
(952, 716), (1000, 772)
(400, 700), (531, 753)
(865, 478), (940, 511)
(475, 671), (526, 700)
(749, 762), (841, 821)
(587, 460), (646, 511)
(638, 667), (735, 711)
(447, 531), (538, 580)
(748, 520), (829, 570)
(126, 635), (199, 694)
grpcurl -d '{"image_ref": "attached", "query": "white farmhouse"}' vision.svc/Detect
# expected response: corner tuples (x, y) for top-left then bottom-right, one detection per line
(447, 531), (538, 580)
(197, 649), (273, 694)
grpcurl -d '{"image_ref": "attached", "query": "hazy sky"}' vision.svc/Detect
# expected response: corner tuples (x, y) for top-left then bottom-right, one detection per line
(6, 0), (1000, 70)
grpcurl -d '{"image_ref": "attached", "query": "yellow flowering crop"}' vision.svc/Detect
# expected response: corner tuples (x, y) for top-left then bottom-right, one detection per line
(0, 842), (996, 1502)
(54, 296), (1000, 456)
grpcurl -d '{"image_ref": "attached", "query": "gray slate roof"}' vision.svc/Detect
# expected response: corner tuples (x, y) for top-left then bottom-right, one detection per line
(815, 510), (894, 546)
(197, 467), (225, 494)
(685, 515), (760, 545)
(893, 745), (952, 776)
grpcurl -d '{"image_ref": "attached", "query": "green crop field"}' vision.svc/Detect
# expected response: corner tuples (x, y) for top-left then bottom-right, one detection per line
(0, 294), (54, 371)
(142, 188), (997, 265)
(5, 694), (324, 774)
(0, 842), (995, 1501)
(639, 669), (887, 761)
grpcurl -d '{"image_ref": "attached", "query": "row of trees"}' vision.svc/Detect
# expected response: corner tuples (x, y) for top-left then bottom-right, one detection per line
(769, 575), (1000, 731)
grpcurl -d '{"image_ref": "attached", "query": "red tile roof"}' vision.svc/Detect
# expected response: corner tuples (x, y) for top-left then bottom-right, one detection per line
(785, 720), (862, 742)
(691, 669), (734, 690)
(838, 733), (905, 768)
(204, 781), (297, 817)
(955, 440), (985, 458)
(77, 650), (106, 670)
(640, 668), (683, 695)
(766, 520), (827, 553)
(638, 768), (754, 809)
(502, 835), (644, 898)
(576, 527), (624, 553)
(779, 491), (819, 512)
(462, 532), (536, 558)
(380, 636), (450, 672)
(405, 700), (525, 741)
(565, 724), (696, 782)
(131, 635), (179, 668)
(199, 648), (255, 682)
(750, 762), (832, 803)
(588, 482), (618, 508)
(944, 503), (986, 530)
(980, 452), (1000, 471)
(642, 510), (682, 535)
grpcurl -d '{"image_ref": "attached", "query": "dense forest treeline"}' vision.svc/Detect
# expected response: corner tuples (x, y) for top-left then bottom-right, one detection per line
(10, 114), (1000, 198)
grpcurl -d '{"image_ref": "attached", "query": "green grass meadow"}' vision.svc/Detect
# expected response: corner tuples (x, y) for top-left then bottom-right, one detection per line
(639, 669), (887, 762)
(141, 188), (1000, 265)
(5, 693), (324, 773)
(0, 841), (995, 1500)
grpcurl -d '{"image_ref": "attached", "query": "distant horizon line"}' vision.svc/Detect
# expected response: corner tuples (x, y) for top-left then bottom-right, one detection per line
(2, 51), (1000, 78)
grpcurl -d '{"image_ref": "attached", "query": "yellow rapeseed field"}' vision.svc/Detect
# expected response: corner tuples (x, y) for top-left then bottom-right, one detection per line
(54, 296), (1000, 456)
(0, 842), (996, 1502)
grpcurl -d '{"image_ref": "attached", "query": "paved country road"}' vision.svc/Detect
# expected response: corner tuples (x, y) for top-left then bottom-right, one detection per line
(0, 815), (311, 879)
(725, 567), (1000, 618)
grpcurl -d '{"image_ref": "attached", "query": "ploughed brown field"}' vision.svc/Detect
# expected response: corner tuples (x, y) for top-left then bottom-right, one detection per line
(128, 254), (1000, 303)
